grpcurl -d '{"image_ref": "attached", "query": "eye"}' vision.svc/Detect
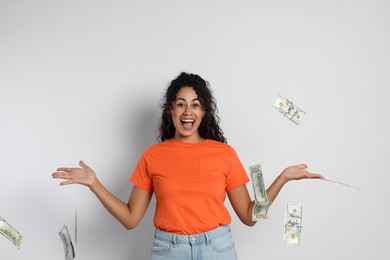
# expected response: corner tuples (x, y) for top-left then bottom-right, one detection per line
(176, 102), (185, 108)
(192, 103), (201, 108)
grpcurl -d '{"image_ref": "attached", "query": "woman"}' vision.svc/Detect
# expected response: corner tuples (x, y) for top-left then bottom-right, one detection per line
(52, 72), (323, 259)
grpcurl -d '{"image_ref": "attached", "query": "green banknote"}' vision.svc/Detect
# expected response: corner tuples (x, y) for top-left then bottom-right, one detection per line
(249, 164), (268, 204)
(272, 94), (306, 125)
(249, 164), (271, 220)
(0, 217), (23, 249)
(252, 203), (270, 220)
(284, 204), (303, 245)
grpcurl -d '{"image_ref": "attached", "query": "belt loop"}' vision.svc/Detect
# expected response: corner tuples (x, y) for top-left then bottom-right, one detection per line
(205, 232), (210, 246)
(172, 234), (177, 248)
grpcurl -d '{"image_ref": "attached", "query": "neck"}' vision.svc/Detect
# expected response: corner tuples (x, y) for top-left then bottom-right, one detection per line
(174, 135), (205, 143)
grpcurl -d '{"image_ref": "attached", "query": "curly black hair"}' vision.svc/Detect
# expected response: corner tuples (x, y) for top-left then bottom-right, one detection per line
(158, 72), (227, 143)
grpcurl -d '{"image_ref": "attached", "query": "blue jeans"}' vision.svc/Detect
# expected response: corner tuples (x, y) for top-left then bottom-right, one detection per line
(150, 225), (238, 260)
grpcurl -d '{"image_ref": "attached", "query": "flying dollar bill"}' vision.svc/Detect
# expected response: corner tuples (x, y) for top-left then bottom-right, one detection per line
(249, 164), (271, 220)
(273, 94), (306, 125)
(284, 204), (303, 245)
(249, 164), (268, 204)
(59, 225), (75, 260)
(0, 217), (23, 249)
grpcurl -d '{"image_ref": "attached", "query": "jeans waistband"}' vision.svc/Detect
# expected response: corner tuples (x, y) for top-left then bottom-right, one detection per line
(154, 225), (231, 246)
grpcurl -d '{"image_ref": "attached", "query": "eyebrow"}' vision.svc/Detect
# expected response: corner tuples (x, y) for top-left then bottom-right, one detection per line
(175, 97), (200, 102)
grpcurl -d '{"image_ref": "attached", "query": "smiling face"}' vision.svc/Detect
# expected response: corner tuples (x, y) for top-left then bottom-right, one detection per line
(172, 86), (205, 143)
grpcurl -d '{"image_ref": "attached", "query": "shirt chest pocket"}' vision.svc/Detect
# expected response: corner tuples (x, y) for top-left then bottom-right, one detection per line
(198, 158), (226, 177)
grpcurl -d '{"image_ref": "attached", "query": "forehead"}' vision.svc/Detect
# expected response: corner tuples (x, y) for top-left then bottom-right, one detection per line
(175, 86), (198, 100)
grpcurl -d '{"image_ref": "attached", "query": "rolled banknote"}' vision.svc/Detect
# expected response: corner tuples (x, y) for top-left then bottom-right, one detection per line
(0, 217), (23, 249)
(252, 203), (270, 221)
(59, 225), (75, 260)
(273, 94), (306, 125)
(249, 164), (269, 204)
(284, 204), (303, 245)
(249, 164), (271, 220)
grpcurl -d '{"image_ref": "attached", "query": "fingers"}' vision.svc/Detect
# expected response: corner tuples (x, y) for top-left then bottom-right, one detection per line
(298, 164), (308, 169)
(52, 171), (71, 179)
(305, 171), (325, 180)
(56, 160), (87, 172)
(59, 180), (74, 186)
(79, 160), (89, 169)
(310, 173), (325, 180)
(56, 167), (73, 172)
(52, 170), (78, 186)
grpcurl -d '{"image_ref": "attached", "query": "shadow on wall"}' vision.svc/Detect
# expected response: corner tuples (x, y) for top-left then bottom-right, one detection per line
(84, 90), (161, 259)
(115, 96), (160, 259)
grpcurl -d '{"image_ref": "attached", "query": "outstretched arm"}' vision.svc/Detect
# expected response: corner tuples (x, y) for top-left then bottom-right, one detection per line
(52, 161), (153, 230)
(227, 164), (324, 227)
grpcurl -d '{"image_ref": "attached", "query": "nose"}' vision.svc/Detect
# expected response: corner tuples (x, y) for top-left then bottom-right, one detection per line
(183, 109), (192, 115)
(183, 105), (193, 114)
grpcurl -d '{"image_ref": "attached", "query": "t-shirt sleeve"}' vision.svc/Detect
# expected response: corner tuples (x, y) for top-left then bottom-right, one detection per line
(225, 146), (250, 191)
(129, 150), (154, 192)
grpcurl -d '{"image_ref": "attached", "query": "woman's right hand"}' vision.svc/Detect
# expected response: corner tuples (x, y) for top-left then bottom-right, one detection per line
(52, 160), (96, 187)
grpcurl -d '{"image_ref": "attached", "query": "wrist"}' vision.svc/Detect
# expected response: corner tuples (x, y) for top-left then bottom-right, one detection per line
(278, 172), (289, 185)
(88, 177), (100, 192)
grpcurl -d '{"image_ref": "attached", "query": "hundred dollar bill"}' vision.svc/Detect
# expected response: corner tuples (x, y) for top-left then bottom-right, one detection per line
(273, 94), (306, 125)
(0, 217), (23, 249)
(284, 204), (303, 245)
(249, 164), (268, 204)
(252, 203), (270, 221)
(59, 225), (75, 260)
(249, 164), (271, 220)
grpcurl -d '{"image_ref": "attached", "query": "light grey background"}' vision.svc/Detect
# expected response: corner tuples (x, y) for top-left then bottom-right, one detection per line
(1, 0), (389, 259)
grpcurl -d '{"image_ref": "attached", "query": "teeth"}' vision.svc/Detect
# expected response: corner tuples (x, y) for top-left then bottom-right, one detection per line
(181, 119), (194, 123)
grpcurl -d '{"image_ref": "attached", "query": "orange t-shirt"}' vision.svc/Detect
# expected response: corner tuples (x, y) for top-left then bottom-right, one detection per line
(129, 138), (249, 235)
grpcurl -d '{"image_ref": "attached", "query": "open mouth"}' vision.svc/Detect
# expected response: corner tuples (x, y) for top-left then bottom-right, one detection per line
(180, 119), (194, 130)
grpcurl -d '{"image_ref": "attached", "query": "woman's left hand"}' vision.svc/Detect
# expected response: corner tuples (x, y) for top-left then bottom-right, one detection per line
(280, 164), (324, 183)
